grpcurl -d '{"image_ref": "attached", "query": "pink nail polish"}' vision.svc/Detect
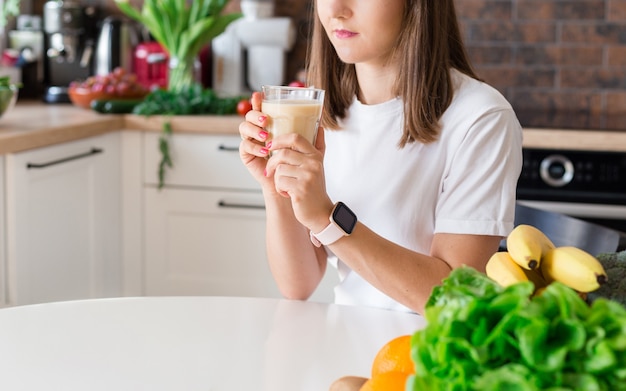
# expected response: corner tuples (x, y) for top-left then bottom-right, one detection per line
(266, 141), (272, 149)
(259, 131), (268, 139)
(260, 147), (269, 155)
(258, 115), (267, 122)
(263, 169), (268, 177)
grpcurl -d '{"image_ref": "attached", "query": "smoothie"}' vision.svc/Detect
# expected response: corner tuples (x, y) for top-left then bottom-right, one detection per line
(262, 99), (323, 144)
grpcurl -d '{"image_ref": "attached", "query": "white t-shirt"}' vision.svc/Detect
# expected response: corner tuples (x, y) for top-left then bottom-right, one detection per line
(323, 69), (523, 312)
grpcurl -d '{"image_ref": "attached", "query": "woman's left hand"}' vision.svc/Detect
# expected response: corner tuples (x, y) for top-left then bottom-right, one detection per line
(264, 128), (334, 231)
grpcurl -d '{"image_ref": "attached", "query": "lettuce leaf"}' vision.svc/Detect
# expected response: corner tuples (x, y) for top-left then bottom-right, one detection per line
(410, 266), (626, 391)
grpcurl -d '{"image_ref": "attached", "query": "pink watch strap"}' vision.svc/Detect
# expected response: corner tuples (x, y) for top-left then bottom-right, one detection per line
(309, 221), (345, 247)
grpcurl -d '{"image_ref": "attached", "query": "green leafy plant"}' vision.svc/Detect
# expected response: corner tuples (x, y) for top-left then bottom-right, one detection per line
(0, 75), (20, 116)
(115, 0), (241, 92)
(0, 0), (20, 29)
(409, 266), (626, 391)
(588, 250), (626, 306)
(115, 0), (242, 188)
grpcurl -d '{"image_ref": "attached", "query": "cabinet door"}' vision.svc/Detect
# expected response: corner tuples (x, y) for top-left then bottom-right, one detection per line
(144, 187), (338, 302)
(144, 187), (281, 297)
(0, 156), (6, 307)
(5, 133), (122, 305)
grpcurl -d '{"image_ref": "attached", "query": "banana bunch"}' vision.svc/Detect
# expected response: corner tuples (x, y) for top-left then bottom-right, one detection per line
(507, 224), (555, 270)
(486, 224), (609, 294)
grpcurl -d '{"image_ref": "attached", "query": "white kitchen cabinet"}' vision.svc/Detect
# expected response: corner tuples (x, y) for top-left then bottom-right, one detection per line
(5, 132), (122, 306)
(144, 186), (277, 297)
(0, 156), (6, 307)
(142, 132), (337, 302)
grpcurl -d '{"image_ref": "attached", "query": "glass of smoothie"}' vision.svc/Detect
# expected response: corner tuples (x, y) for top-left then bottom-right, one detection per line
(261, 85), (325, 149)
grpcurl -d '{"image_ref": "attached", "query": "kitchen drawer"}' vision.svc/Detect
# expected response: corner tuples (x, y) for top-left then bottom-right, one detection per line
(143, 132), (260, 190)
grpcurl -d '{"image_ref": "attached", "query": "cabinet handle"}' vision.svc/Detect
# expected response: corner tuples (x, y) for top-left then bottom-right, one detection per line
(218, 200), (265, 210)
(218, 144), (240, 152)
(26, 148), (103, 169)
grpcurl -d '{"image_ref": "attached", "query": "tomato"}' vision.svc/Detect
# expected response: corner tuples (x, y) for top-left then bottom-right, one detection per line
(112, 67), (126, 79)
(236, 98), (253, 116)
(116, 81), (130, 95)
(288, 80), (306, 87)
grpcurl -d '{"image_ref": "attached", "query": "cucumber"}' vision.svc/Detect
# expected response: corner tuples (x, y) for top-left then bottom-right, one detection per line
(91, 99), (143, 114)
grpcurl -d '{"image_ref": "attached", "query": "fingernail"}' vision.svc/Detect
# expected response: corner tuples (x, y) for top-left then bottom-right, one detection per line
(266, 141), (272, 149)
(259, 130), (268, 140)
(258, 115), (267, 122)
(263, 169), (268, 177)
(260, 147), (269, 155)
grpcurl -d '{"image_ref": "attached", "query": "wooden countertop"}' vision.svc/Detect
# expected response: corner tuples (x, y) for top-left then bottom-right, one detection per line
(1, 102), (625, 154)
(0, 102), (242, 154)
(522, 128), (626, 152)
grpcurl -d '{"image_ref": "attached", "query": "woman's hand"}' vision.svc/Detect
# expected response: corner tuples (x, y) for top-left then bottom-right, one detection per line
(239, 92), (273, 188)
(264, 127), (334, 232)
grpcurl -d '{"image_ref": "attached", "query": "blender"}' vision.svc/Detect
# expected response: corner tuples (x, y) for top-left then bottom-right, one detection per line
(211, 0), (296, 96)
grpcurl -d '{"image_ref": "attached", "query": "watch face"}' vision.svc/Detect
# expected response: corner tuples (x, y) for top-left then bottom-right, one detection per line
(332, 202), (357, 234)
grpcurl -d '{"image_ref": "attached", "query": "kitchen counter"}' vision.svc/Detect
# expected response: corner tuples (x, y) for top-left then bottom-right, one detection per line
(0, 102), (242, 154)
(1, 102), (626, 154)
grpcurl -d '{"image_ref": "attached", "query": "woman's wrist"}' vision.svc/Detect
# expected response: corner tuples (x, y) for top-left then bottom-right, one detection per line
(307, 203), (336, 234)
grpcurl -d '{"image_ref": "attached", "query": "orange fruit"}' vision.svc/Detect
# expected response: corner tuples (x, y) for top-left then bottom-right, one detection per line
(371, 335), (415, 377)
(359, 371), (410, 391)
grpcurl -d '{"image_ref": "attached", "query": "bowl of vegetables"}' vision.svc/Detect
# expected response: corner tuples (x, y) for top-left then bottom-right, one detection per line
(0, 76), (19, 119)
(69, 67), (149, 109)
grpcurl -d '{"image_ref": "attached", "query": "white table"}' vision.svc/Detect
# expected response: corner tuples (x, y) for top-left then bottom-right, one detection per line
(0, 296), (425, 391)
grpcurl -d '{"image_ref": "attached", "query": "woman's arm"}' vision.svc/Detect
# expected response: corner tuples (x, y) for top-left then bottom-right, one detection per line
(325, 224), (501, 313)
(239, 92), (328, 300)
(263, 191), (329, 299)
(264, 130), (503, 313)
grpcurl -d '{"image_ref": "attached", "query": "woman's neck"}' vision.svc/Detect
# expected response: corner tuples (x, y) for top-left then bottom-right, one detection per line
(355, 63), (398, 105)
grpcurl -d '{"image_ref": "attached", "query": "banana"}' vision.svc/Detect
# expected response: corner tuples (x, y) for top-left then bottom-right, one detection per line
(533, 286), (547, 297)
(522, 267), (549, 291)
(486, 251), (529, 287)
(506, 224), (555, 270)
(540, 246), (608, 293)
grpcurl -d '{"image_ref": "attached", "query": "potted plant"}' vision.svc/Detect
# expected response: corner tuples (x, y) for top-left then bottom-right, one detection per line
(0, 0), (19, 28)
(0, 0), (20, 55)
(115, 0), (241, 92)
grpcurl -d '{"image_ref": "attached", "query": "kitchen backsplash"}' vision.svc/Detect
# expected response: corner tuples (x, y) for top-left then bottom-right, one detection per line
(456, 0), (626, 115)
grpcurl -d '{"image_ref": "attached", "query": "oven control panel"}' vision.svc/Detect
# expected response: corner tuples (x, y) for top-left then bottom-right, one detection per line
(518, 148), (626, 205)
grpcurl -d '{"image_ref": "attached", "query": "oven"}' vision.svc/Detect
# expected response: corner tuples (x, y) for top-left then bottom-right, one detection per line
(517, 148), (626, 251)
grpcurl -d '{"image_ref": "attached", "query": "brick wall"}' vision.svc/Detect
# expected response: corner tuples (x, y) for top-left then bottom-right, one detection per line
(456, 0), (626, 115)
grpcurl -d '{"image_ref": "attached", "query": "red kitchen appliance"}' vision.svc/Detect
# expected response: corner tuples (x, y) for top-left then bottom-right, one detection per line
(133, 41), (168, 90)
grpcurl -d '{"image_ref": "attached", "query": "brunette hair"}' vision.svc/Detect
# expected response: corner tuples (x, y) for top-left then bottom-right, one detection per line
(306, 0), (478, 147)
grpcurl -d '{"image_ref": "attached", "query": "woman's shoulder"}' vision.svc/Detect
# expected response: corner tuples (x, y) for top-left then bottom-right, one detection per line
(450, 68), (513, 112)
(441, 69), (522, 139)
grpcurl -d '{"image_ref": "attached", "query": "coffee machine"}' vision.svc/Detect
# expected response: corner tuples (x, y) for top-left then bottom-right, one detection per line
(42, 0), (99, 103)
(211, 0), (296, 96)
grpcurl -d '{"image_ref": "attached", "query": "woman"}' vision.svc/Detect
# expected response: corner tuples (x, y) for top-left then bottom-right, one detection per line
(238, 0), (522, 314)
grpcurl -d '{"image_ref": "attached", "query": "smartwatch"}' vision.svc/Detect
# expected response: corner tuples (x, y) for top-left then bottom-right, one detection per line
(310, 202), (357, 247)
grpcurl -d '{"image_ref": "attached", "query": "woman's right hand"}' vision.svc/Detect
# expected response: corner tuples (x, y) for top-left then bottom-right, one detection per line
(239, 92), (273, 188)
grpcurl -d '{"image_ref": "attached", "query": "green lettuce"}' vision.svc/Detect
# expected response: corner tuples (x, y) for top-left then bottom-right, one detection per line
(409, 266), (626, 391)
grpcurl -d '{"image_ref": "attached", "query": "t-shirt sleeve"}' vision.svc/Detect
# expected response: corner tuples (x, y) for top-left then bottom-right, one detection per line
(434, 108), (523, 236)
